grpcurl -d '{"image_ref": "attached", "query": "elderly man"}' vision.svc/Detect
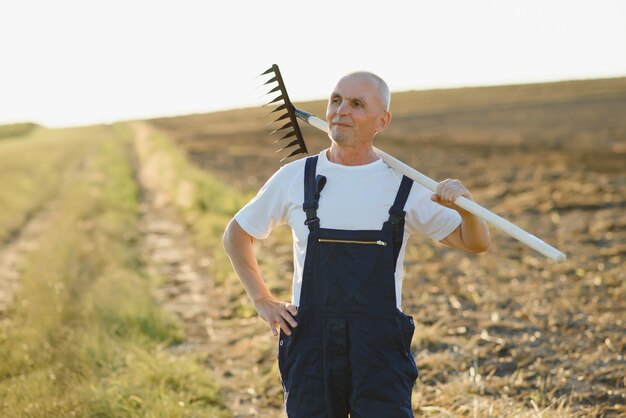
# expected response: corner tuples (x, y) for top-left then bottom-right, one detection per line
(223, 71), (490, 418)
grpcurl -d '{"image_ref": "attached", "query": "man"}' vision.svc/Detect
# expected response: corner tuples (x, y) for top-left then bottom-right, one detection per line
(223, 71), (490, 417)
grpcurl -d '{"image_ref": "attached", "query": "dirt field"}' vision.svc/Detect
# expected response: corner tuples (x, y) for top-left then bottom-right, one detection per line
(149, 77), (626, 416)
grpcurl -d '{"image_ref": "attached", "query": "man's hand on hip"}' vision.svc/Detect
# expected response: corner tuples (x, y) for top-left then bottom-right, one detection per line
(254, 295), (298, 337)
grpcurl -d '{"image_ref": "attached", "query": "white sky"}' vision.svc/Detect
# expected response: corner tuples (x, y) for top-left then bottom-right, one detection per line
(1, 0), (625, 128)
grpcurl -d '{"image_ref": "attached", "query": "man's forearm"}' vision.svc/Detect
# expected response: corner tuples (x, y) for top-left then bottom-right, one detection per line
(223, 220), (272, 303)
(459, 211), (491, 253)
(223, 219), (298, 336)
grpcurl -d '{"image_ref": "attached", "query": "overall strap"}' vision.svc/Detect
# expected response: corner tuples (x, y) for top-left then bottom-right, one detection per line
(387, 175), (413, 228)
(384, 175), (414, 262)
(303, 156), (326, 232)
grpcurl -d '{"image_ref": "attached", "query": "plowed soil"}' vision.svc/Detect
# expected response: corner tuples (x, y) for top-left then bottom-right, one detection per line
(149, 77), (626, 416)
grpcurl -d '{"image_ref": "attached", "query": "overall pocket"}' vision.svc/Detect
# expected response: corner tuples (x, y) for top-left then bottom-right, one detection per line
(313, 236), (395, 306)
(396, 309), (415, 352)
(396, 309), (419, 382)
(278, 328), (298, 384)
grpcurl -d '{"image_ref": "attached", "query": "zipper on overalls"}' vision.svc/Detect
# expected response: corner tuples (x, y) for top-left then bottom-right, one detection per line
(318, 238), (388, 246)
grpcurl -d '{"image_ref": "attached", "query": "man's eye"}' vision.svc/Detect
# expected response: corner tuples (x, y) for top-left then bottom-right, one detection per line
(353, 101), (362, 107)
(331, 98), (341, 104)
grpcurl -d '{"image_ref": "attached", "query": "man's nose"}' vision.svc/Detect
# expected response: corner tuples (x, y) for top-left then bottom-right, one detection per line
(336, 100), (350, 115)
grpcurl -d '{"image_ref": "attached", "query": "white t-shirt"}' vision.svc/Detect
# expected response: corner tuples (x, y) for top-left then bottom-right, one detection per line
(235, 149), (462, 309)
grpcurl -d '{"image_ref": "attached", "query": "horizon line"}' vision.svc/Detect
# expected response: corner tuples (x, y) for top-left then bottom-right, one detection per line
(3, 72), (625, 130)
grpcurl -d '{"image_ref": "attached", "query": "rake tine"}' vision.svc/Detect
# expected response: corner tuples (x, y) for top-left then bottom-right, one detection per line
(279, 147), (306, 162)
(251, 66), (273, 82)
(272, 131), (297, 143)
(263, 76), (278, 85)
(263, 103), (288, 117)
(260, 67), (275, 76)
(263, 95), (284, 106)
(252, 67), (276, 81)
(257, 84), (282, 99)
(266, 85), (282, 95)
(269, 122), (293, 135)
(276, 139), (301, 152)
(258, 91), (278, 100)
(266, 112), (290, 126)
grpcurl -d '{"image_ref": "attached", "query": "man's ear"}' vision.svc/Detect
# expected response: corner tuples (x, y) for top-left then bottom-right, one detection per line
(376, 111), (392, 133)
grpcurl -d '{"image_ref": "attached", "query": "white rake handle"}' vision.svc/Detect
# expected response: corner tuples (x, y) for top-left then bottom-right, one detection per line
(296, 110), (566, 262)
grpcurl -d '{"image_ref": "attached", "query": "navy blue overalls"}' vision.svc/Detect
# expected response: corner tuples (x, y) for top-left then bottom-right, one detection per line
(278, 156), (419, 418)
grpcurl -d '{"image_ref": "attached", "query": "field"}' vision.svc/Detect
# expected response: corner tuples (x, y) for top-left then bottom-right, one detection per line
(1, 76), (625, 417)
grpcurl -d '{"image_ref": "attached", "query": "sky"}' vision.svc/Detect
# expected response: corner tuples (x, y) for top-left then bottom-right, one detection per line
(1, 0), (625, 128)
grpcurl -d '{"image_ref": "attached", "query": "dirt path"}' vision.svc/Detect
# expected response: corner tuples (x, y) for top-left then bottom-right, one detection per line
(0, 202), (59, 322)
(0, 141), (95, 325)
(131, 122), (284, 418)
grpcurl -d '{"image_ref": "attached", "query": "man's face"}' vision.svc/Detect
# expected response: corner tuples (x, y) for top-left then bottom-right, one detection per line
(325, 75), (389, 146)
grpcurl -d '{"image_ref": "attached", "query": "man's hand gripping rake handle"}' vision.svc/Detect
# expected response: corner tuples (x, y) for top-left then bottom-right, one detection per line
(295, 109), (567, 263)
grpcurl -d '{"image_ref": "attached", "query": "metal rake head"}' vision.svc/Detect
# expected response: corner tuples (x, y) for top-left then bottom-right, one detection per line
(259, 64), (308, 161)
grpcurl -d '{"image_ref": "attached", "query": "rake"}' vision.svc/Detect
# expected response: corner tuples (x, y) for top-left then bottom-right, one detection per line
(260, 64), (308, 161)
(258, 64), (567, 263)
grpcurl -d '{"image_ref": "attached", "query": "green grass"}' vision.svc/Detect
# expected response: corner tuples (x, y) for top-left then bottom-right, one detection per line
(0, 126), (96, 243)
(0, 122), (39, 139)
(0, 125), (230, 417)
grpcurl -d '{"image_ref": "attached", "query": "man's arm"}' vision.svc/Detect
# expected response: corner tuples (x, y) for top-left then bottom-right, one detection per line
(222, 219), (298, 336)
(432, 179), (491, 253)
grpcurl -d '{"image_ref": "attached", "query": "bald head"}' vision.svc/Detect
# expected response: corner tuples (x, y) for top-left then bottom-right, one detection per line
(339, 71), (391, 111)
